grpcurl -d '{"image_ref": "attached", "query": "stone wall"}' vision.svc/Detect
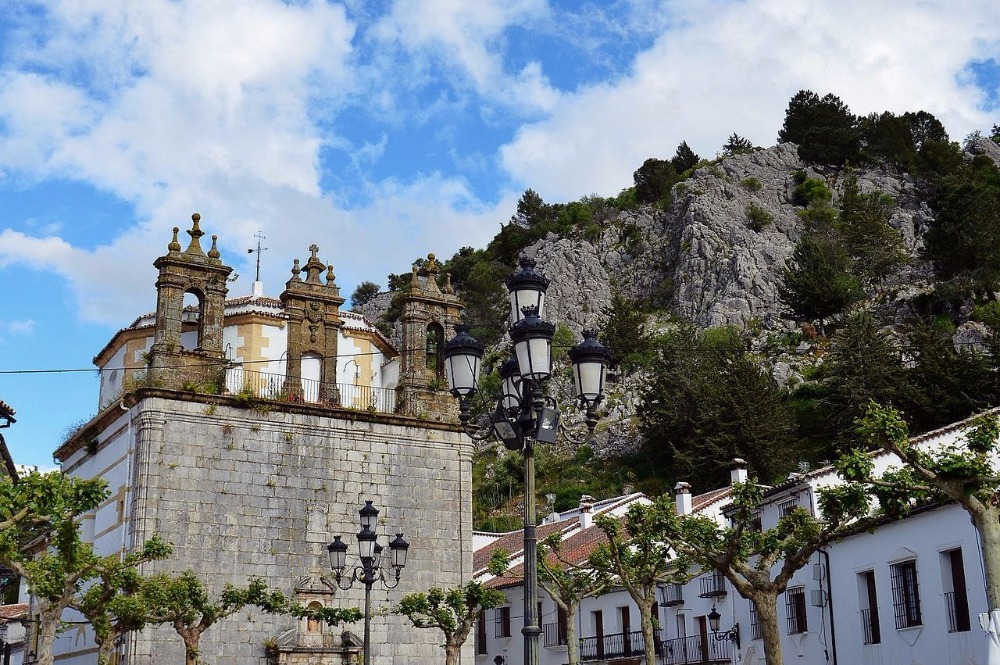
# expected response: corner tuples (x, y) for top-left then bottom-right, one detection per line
(126, 396), (472, 664)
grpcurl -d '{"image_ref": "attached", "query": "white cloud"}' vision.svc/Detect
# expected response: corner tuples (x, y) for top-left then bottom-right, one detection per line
(371, 0), (556, 113)
(500, 0), (1000, 200)
(4, 320), (35, 336)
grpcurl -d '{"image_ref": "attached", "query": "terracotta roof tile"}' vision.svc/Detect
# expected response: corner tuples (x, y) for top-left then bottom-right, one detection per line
(0, 604), (27, 620)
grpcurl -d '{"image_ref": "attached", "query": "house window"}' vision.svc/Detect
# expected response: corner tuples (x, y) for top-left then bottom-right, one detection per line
(476, 611), (487, 654)
(890, 560), (922, 628)
(751, 510), (763, 532)
(857, 570), (881, 644)
(749, 600), (763, 641)
(785, 587), (808, 634)
(778, 498), (798, 519)
(495, 606), (512, 638)
(557, 605), (568, 645)
(942, 548), (971, 632)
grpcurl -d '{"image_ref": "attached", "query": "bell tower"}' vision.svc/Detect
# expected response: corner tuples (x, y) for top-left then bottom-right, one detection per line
(397, 254), (463, 418)
(147, 213), (233, 390)
(279, 245), (345, 402)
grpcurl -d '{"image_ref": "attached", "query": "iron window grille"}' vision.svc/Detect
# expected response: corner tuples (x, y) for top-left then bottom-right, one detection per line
(785, 587), (808, 634)
(777, 498), (798, 518)
(750, 601), (763, 641)
(890, 560), (922, 629)
(699, 571), (727, 598)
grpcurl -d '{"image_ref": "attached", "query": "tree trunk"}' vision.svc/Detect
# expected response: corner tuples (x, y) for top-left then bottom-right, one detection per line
(565, 600), (581, 665)
(639, 605), (657, 665)
(976, 506), (1000, 611)
(973, 506), (1000, 665)
(96, 636), (117, 665)
(753, 594), (783, 665)
(178, 630), (202, 665)
(444, 642), (460, 665)
(35, 607), (61, 665)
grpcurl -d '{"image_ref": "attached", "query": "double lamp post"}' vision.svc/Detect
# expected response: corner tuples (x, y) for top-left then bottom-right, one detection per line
(442, 256), (611, 665)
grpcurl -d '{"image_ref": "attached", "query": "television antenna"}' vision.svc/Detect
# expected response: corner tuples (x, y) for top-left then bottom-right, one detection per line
(247, 231), (268, 282)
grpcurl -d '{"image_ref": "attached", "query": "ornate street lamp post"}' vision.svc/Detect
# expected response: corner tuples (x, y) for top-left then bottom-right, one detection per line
(442, 256), (611, 665)
(327, 501), (410, 665)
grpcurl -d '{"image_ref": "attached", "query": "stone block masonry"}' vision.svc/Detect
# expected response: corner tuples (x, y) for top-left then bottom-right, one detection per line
(126, 395), (472, 664)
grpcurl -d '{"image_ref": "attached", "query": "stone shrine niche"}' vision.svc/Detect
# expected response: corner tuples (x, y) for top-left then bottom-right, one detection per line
(147, 214), (233, 390)
(396, 253), (463, 419)
(279, 245), (346, 403)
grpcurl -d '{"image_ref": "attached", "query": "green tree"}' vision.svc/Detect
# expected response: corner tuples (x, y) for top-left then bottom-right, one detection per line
(903, 110), (948, 148)
(633, 158), (678, 205)
(924, 159), (1000, 300)
(590, 500), (686, 665)
(819, 311), (908, 452)
(350, 281), (381, 310)
(74, 537), (173, 665)
(780, 231), (863, 333)
(396, 583), (505, 665)
(903, 320), (994, 433)
(0, 471), (109, 665)
(837, 175), (907, 284)
(778, 90), (860, 165)
(537, 534), (609, 665)
(671, 141), (700, 172)
(722, 133), (755, 156)
(857, 111), (916, 168)
(600, 290), (652, 371)
(637, 325), (797, 489)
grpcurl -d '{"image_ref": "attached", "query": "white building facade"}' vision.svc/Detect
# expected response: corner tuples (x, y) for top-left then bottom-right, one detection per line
(476, 414), (995, 665)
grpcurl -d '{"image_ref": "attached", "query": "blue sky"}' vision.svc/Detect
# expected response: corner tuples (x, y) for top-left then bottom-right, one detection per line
(0, 0), (998, 468)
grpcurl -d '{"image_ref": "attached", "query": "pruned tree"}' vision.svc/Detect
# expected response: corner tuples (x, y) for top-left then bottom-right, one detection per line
(396, 582), (505, 665)
(537, 533), (609, 665)
(0, 471), (109, 665)
(73, 537), (173, 665)
(658, 479), (879, 665)
(135, 571), (310, 665)
(590, 500), (686, 665)
(842, 403), (1000, 660)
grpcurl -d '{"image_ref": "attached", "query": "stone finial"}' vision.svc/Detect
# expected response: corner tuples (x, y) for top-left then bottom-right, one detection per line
(290, 259), (302, 282)
(185, 213), (206, 256)
(326, 264), (335, 285)
(168, 227), (182, 252)
(424, 252), (441, 275)
(309, 244), (320, 261)
(208, 234), (221, 260)
(410, 266), (420, 289)
(442, 272), (454, 295)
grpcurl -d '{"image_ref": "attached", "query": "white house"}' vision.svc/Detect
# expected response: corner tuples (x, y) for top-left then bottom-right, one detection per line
(475, 411), (996, 665)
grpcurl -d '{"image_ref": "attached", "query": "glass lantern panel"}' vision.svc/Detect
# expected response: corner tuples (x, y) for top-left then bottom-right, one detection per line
(445, 352), (480, 396)
(573, 360), (607, 401)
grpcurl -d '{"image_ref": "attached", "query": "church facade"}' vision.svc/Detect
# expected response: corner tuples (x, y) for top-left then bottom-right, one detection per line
(52, 214), (472, 664)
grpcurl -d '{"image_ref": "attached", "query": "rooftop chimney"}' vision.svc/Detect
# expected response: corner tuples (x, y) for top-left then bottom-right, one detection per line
(730, 458), (748, 486)
(674, 482), (692, 516)
(579, 495), (595, 529)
